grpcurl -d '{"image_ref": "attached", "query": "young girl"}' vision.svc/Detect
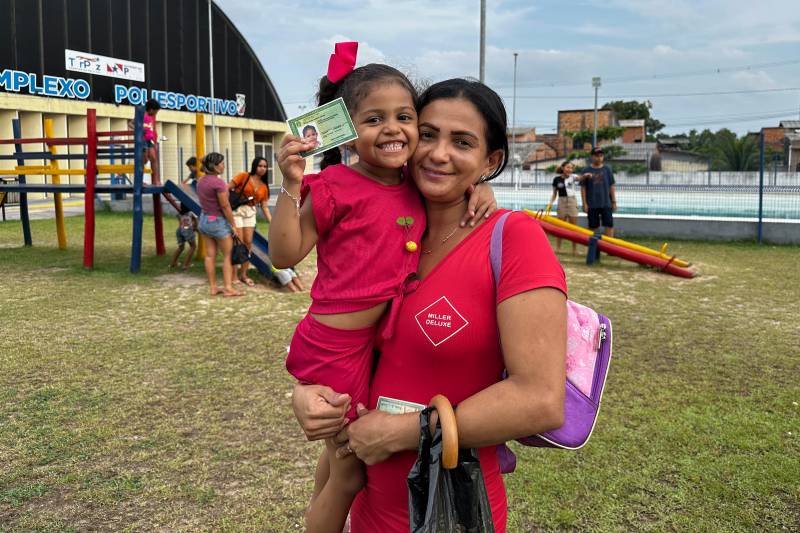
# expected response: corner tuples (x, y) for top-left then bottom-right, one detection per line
(270, 42), (495, 533)
(143, 99), (161, 184)
(548, 161), (582, 253)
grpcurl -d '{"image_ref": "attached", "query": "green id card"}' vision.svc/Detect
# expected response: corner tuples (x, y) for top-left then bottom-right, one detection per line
(376, 396), (426, 415)
(286, 97), (358, 158)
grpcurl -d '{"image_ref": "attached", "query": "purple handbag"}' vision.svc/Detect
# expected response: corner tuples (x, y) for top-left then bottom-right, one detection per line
(490, 212), (613, 473)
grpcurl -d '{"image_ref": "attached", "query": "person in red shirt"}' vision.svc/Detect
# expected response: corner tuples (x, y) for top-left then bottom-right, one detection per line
(292, 79), (568, 533)
(271, 45), (498, 533)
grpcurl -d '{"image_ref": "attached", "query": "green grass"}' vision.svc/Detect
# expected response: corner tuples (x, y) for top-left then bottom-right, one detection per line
(1, 212), (799, 531)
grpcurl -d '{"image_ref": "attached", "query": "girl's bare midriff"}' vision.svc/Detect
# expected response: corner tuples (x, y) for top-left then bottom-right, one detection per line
(311, 301), (389, 330)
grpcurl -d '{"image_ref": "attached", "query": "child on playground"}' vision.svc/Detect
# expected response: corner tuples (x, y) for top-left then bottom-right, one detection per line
(128, 99), (161, 184)
(182, 156), (198, 190)
(169, 203), (197, 270)
(270, 42), (496, 533)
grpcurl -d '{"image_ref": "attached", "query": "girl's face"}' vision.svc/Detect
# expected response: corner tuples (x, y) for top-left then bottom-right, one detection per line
(349, 82), (418, 181)
(563, 163), (573, 175)
(214, 160), (225, 174)
(256, 160), (268, 176)
(412, 98), (503, 205)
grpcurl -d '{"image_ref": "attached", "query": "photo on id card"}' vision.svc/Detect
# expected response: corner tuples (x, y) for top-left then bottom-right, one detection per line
(286, 97), (358, 158)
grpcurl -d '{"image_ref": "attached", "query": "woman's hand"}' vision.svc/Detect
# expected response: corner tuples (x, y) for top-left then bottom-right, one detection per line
(291, 383), (350, 441)
(461, 182), (497, 227)
(337, 404), (419, 465)
(277, 135), (314, 184)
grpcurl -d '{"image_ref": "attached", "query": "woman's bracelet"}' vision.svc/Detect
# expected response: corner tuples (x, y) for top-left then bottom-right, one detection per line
(280, 185), (301, 212)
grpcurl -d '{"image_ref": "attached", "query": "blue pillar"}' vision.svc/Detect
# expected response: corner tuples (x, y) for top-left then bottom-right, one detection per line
(13, 119), (32, 246)
(130, 106), (146, 273)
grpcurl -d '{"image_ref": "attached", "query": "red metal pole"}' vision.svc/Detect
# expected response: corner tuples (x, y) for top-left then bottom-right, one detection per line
(83, 109), (97, 268)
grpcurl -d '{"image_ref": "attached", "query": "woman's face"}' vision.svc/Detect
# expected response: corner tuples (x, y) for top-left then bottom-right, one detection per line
(412, 98), (501, 204)
(563, 163), (573, 175)
(214, 160), (225, 174)
(256, 160), (268, 176)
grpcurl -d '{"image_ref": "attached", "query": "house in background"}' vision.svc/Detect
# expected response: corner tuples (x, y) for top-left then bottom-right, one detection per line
(778, 121), (800, 171)
(618, 119), (646, 143)
(507, 127), (537, 143)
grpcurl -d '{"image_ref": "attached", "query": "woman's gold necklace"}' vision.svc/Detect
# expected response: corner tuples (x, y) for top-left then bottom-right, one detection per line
(422, 225), (460, 255)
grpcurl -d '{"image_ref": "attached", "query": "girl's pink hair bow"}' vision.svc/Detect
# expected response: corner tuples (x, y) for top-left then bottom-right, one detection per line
(327, 42), (358, 83)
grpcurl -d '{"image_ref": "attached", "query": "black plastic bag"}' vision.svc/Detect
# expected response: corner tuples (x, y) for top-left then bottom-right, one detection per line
(407, 407), (495, 533)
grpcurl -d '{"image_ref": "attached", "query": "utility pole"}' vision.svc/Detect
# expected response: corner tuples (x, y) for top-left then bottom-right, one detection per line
(592, 76), (602, 149)
(208, 0), (218, 151)
(479, 0), (486, 82)
(512, 52), (518, 189)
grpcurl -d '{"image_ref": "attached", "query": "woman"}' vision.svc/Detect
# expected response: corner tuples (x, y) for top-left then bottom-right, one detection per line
(547, 161), (582, 253)
(228, 157), (273, 286)
(196, 152), (242, 297)
(292, 79), (567, 532)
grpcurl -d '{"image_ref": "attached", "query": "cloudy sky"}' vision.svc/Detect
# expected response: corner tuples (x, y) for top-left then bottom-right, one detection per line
(217, 0), (800, 135)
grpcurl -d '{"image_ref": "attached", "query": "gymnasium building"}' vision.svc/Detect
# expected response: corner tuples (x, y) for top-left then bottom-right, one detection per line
(0, 0), (287, 200)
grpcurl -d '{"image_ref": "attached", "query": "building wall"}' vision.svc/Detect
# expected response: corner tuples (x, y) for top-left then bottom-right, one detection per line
(761, 127), (785, 153)
(0, 92), (287, 200)
(557, 109), (615, 135)
(622, 125), (645, 143)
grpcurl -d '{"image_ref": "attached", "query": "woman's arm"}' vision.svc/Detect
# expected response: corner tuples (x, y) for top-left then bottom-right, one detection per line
(268, 135), (318, 268)
(261, 199), (272, 223)
(345, 286), (567, 463)
(215, 190), (237, 231)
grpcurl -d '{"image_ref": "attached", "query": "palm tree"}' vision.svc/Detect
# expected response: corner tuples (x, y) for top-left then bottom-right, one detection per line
(710, 134), (759, 171)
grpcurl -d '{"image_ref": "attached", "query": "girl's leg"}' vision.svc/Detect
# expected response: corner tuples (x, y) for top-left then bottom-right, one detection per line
(568, 216), (578, 254)
(239, 227), (255, 285)
(305, 439), (365, 533)
(170, 243), (184, 267)
(183, 242), (196, 269)
(218, 236), (242, 296)
(148, 147), (160, 184)
(203, 235), (220, 295)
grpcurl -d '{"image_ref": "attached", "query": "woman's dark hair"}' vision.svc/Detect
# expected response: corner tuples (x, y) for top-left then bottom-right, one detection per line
(145, 98), (161, 112)
(316, 64), (417, 170)
(417, 78), (509, 182)
(202, 152), (224, 174)
(249, 156), (269, 176)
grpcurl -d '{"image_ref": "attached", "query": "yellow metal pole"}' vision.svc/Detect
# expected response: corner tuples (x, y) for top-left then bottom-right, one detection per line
(44, 119), (67, 250)
(195, 113), (206, 260)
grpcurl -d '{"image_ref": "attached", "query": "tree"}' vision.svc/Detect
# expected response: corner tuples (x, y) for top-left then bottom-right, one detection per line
(601, 100), (665, 139)
(710, 134), (759, 171)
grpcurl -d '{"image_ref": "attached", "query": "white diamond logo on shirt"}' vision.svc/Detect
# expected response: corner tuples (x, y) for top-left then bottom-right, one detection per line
(414, 296), (469, 347)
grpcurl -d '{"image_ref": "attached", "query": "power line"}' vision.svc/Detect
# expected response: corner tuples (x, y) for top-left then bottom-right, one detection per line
(494, 59), (800, 89)
(501, 87), (800, 100)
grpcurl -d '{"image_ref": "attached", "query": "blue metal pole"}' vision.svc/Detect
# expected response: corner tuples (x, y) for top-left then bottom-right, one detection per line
(130, 106), (146, 273)
(758, 132), (765, 244)
(12, 119), (32, 246)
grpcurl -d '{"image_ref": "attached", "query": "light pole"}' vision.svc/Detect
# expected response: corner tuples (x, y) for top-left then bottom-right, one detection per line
(592, 76), (601, 149)
(208, 0), (218, 151)
(479, 0), (486, 82)
(512, 52), (518, 189)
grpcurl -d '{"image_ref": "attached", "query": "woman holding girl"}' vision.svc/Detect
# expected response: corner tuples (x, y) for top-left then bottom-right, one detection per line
(196, 152), (242, 297)
(291, 78), (568, 532)
(270, 43), (497, 533)
(228, 157), (272, 286)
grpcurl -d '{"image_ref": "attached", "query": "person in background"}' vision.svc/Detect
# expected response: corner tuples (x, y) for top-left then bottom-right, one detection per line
(196, 152), (242, 297)
(271, 265), (305, 293)
(143, 99), (161, 184)
(228, 157), (272, 287)
(169, 203), (197, 270)
(182, 157), (198, 191)
(580, 147), (617, 237)
(548, 161), (582, 253)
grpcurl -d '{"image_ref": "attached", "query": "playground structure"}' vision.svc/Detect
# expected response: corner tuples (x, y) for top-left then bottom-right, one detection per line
(0, 108), (273, 278)
(527, 209), (696, 278)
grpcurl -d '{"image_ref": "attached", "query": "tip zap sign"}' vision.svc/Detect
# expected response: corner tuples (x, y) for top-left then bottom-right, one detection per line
(65, 49), (145, 82)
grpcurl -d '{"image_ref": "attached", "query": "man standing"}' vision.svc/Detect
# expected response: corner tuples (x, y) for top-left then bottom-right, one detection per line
(581, 147), (617, 237)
